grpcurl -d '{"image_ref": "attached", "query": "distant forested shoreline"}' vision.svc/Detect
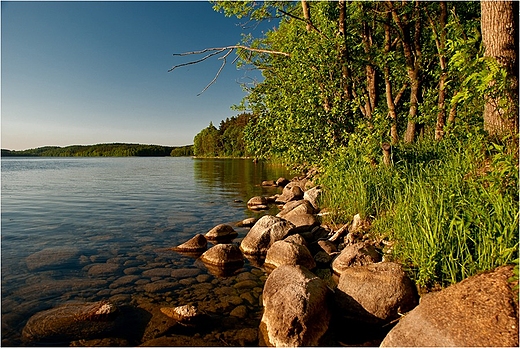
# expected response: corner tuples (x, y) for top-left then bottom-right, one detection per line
(1, 143), (194, 157)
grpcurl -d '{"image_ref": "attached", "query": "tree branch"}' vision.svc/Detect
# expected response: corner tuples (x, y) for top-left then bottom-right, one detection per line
(169, 45), (290, 95)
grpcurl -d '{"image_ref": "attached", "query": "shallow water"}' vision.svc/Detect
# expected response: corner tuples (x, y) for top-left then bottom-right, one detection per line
(1, 157), (292, 345)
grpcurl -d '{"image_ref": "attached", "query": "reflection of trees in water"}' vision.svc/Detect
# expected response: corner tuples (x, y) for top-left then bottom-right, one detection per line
(193, 158), (293, 201)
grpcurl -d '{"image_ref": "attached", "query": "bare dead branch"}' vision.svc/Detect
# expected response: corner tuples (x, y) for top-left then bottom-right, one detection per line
(169, 45), (290, 95)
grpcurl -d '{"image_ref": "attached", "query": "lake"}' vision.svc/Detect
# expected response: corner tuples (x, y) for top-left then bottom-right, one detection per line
(1, 157), (293, 345)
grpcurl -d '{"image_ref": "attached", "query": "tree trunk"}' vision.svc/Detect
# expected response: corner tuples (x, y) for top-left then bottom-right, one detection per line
(384, 12), (399, 145)
(481, 1), (518, 138)
(338, 0), (352, 102)
(432, 1), (448, 140)
(390, 0), (422, 144)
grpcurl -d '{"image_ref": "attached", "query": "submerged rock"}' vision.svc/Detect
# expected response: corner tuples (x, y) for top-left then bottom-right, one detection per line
(25, 247), (80, 271)
(22, 301), (119, 344)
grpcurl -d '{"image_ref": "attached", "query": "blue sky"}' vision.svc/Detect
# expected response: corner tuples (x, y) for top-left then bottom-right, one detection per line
(2, 1), (276, 150)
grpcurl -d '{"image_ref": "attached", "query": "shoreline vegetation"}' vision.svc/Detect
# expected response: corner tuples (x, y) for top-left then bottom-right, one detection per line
(186, 1), (519, 292)
(1, 143), (194, 157)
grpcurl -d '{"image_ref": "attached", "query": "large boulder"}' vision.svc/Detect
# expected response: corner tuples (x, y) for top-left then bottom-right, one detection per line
(172, 234), (207, 252)
(260, 265), (331, 346)
(264, 239), (316, 271)
(381, 265), (519, 347)
(331, 242), (381, 275)
(22, 301), (119, 344)
(240, 215), (295, 255)
(335, 262), (418, 325)
(205, 224), (238, 242)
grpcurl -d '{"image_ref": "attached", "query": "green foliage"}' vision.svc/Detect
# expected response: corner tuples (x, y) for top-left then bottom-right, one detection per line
(193, 114), (251, 158)
(318, 135), (519, 288)
(2, 143), (190, 157)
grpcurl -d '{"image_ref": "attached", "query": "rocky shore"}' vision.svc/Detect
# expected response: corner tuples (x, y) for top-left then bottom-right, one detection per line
(16, 173), (519, 346)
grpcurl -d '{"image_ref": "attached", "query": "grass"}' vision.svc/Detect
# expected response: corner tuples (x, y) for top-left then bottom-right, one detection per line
(318, 135), (519, 288)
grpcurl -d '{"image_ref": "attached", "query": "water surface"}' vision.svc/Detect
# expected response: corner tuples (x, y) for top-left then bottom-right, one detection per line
(1, 157), (292, 345)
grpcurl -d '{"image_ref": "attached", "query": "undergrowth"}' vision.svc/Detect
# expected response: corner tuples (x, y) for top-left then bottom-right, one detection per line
(318, 133), (519, 289)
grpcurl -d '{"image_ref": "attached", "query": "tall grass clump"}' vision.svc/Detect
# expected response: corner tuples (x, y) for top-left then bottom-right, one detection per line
(319, 133), (518, 289)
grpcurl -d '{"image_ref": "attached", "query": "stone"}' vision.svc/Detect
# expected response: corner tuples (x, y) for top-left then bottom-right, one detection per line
(331, 242), (381, 275)
(284, 233), (307, 246)
(142, 281), (179, 293)
(381, 265), (518, 347)
(22, 301), (118, 344)
(170, 268), (201, 278)
(142, 268), (172, 278)
(260, 265), (331, 346)
(171, 234), (207, 252)
(205, 224), (238, 241)
(247, 196), (268, 207)
(317, 240), (337, 254)
(236, 217), (257, 227)
(240, 215), (295, 255)
(25, 247), (80, 271)
(264, 240), (316, 271)
(87, 263), (121, 276)
(160, 305), (202, 326)
(275, 182), (304, 204)
(303, 186), (322, 210)
(200, 244), (244, 273)
(335, 262), (418, 324)
(275, 177), (290, 187)
(262, 180), (277, 186)
(230, 305), (248, 318)
(277, 199), (316, 217)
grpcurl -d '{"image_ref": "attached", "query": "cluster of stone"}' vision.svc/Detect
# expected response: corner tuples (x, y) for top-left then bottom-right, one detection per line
(20, 172), (518, 347)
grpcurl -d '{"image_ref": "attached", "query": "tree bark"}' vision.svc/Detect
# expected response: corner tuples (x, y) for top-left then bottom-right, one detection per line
(430, 1), (448, 140)
(384, 12), (399, 145)
(481, 1), (518, 138)
(389, 0), (422, 144)
(301, 0), (312, 32)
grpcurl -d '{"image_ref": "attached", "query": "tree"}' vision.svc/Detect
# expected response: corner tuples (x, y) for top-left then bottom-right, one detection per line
(480, 1), (518, 139)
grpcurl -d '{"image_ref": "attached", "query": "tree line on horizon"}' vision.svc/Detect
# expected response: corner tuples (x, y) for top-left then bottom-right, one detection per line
(2, 143), (194, 157)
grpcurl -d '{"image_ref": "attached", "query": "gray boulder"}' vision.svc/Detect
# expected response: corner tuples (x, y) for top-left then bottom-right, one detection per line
(331, 241), (381, 275)
(335, 262), (418, 324)
(264, 239), (316, 271)
(381, 265), (519, 347)
(205, 224), (237, 241)
(276, 200), (318, 232)
(260, 265), (331, 346)
(240, 215), (295, 255)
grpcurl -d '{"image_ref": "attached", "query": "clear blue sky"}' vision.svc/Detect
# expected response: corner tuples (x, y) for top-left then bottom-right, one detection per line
(2, 1), (275, 150)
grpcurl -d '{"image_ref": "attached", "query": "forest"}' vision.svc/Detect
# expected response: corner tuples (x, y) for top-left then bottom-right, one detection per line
(186, 1), (518, 289)
(2, 143), (193, 157)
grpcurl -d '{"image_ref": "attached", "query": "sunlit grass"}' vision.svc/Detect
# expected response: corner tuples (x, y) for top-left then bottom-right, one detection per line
(318, 136), (519, 288)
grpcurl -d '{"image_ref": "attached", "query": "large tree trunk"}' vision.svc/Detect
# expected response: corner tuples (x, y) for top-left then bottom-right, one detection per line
(481, 1), (518, 138)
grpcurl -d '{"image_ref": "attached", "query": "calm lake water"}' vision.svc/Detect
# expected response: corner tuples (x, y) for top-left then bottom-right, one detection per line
(1, 157), (293, 345)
